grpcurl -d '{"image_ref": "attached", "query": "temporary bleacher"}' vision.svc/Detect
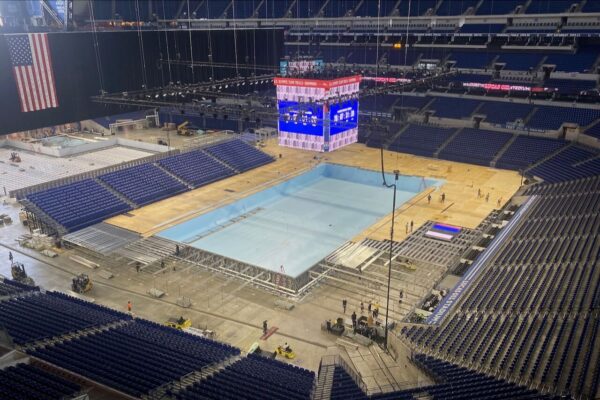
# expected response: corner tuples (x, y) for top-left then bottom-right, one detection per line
(99, 163), (187, 206)
(204, 139), (274, 172)
(388, 124), (457, 158)
(496, 135), (567, 170)
(158, 149), (235, 188)
(176, 354), (315, 400)
(0, 291), (131, 345)
(27, 179), (132, 232)
(438, 128), (513, 166)
(29, 319), (241, 397)
(0, 362), (82, 400)
(24, 140), (274, 232)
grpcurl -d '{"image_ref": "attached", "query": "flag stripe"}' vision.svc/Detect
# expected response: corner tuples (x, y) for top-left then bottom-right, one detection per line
(13, 69), (27, 112)
(42, 33), (58, 107)
(29, 34), (44, 109)
(6, 33), (58, 112)
(31, 34), (48, 109)
(26, 65), (40, 111)
(20, 67), (34, 112)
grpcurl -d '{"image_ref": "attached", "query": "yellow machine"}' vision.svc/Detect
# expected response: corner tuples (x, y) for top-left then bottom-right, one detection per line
(71, 274), (93, 294)
(276, 344), (296, 359)
(165, 316), (192, 330)
(176, 121), (193, 136)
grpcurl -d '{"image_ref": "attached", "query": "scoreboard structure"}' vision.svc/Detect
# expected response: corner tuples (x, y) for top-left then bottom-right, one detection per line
(274, 75), (361, 152)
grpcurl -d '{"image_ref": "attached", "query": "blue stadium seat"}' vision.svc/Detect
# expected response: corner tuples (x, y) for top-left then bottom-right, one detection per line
(158, 150), (235, 188)
(27, 179), (132, 232)
(0, 363), (81, 400)
(388, 124), (457, 157)
(496, 135), (567, 170)
(204, 139), (274, 172)
(99, 163), (187, 206)
(439, 128), (513, 166)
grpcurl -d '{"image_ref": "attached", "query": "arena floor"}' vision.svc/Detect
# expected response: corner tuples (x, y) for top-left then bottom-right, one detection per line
(0, 133), (522, 393)
(107, 136), (522, 243)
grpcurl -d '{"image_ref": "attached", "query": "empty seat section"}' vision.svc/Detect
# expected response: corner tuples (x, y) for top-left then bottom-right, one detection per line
(459, 23), (505, 33)
(398, 0), (436, 16)
(429, 97), (481, 119)
(99, 163), (187, 206)
(389, 124), (456, 157)
(0, 291), (130, 344)
(158, 150), (234, 188)
(177, 354), (315, 400)
(360, 95), (398, 112)
(439, 128), (513, 166)
(527, 106), (600, 130)
(496, 53), (544, 71)
(28, 319), (240, 397)
(475, 0), (522, 14)
(544, 52), (599, 73)
(449, 51), (494, 69)
(525, 0), (575, 13)
(479, 101), (533, 124)
(27, 179), (132, 232)
(0, 363), (81, 400)
(585, 120), (600, 140)
(496, 135), (567, 170)
(204, 139), (274, 172)
(394, 95), (430, 110)
(436, 0), (478, 15)
(529, 145), (600, 183)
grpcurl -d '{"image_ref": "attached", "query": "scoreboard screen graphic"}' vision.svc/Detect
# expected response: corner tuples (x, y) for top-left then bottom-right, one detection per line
(277, 100), (324, 136)
(329, 99), (359, 136)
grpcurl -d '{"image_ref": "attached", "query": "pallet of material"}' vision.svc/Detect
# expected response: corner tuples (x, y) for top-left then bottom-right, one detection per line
(69, 255), (99, 269)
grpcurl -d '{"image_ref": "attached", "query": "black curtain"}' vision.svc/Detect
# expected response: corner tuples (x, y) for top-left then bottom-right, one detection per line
(0, 29), (282, 135)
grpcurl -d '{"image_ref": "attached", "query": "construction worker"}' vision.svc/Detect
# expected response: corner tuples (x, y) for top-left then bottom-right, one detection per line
(127, 300), (132, 313)
(342, 299), (347, 314)
(410, 220), (414, 232)
(351, 311), (357, 329)
(263, 320), (268, 335)
(360, 301), (364, 314)
(427, 194), (431, 204)
(441, 193), (446, 203)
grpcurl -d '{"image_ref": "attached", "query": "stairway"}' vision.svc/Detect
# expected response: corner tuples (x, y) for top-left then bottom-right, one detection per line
(491, 134), (518, 168)
(434, 127), (463, 158)
(525, 142), (574, 174)
(387, 124), (410, 145)
(313, 363), (335, 400)
(94, 178), (138, 209)
(154, 162), (194, 190)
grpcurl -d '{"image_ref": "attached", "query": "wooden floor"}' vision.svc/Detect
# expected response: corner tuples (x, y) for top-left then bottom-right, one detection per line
(106, 139), (522, 242)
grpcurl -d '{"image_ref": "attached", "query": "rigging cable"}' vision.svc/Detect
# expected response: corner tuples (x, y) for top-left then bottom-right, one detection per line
(88, 0), (105, 94)
(162, 0), (173, 84)
(134, 0), (148, 89)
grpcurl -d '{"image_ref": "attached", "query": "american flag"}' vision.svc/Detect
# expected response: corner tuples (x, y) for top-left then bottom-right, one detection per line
(6, 33), (58, 112)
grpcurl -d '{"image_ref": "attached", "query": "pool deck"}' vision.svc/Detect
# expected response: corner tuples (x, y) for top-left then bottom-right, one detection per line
(106, 139), (522, 243)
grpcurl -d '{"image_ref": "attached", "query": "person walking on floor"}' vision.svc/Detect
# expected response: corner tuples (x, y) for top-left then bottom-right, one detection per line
(427, 194), (431, 204)
(368, 302), (372, 314)
(441, 193), (446, 203)
(360, 301), (364, 314)
(342, 299), (347, 314)
(263, 320), (268, 335)
(127, 300), (132, 313)
(486, 193), (489, 202)
(405, 222), (409, 234)
(351, 311), (357, 329)
(410, 220), (414, 232)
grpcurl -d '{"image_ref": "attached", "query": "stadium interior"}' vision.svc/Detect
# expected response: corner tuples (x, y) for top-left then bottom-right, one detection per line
(0, 0), (599, 399)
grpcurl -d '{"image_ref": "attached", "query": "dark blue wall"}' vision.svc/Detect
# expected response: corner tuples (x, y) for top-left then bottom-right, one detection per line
(0, 29), (282, 135)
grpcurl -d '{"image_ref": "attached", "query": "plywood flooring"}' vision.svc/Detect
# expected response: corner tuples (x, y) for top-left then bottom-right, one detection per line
(106, 139), (522, 242)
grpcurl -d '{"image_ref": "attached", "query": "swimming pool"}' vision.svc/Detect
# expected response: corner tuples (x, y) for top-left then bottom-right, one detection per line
(157, 164), (443, 277)
(41, 135), (90, 148)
